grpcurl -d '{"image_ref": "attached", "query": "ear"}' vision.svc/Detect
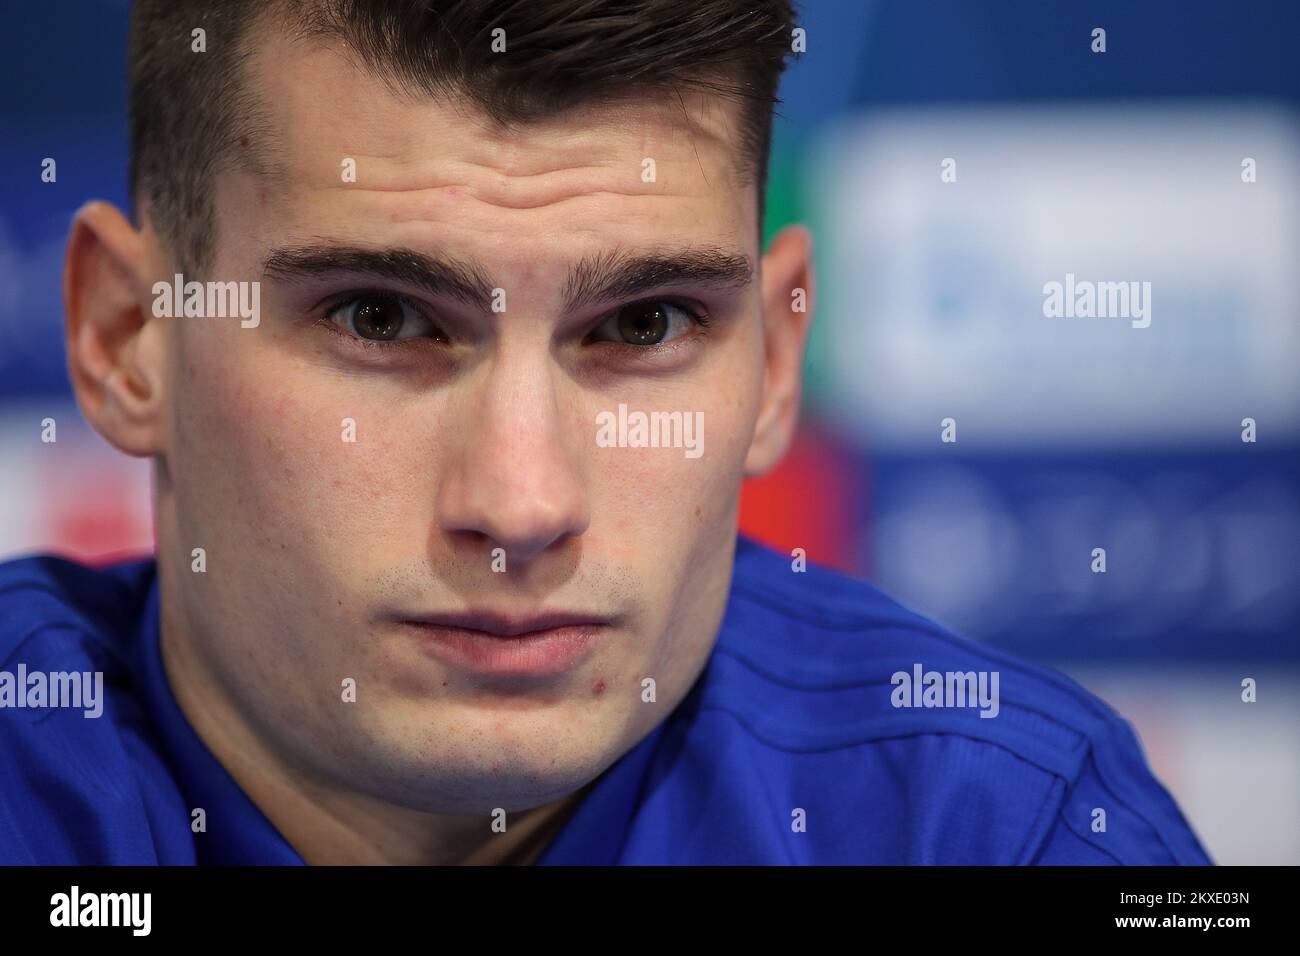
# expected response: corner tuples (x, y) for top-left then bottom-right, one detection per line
(743, 223), (815, 477)
(63, 201), (167, 457)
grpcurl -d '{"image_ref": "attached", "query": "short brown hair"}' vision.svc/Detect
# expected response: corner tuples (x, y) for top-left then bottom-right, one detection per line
(128, 0), (800, 274)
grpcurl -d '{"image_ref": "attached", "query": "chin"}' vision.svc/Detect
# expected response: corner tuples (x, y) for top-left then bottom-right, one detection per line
(381, 759), (600, 816)
(342, 712), (620, 813)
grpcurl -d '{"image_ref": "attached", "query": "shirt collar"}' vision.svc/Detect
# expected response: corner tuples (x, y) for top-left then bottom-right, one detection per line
(535, 717), (669, 865)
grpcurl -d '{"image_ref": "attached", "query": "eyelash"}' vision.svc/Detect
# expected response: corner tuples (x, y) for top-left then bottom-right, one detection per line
(314, 290), (442, 352)
(313, 292), (712, 357)
(590, 299), (712, 359)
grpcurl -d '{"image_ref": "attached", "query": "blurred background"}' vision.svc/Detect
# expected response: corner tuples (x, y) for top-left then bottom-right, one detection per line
(1, 1), (1297, 863)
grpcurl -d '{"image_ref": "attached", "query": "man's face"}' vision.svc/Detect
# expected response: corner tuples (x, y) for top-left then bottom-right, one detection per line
(154, 32), (770, 815)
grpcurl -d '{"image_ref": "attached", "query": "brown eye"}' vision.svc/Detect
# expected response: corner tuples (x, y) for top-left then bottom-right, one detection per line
(328, 294), (444, 342)
(353, 296), (405, 340)
(617, 303), (671, 345)
(590, 299), (703, 348)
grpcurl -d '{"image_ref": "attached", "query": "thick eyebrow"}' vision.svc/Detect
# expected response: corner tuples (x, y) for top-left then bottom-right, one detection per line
(562, 247), (753, 313)
(262, 245), (497, 311)
(261, 243), (753, 314)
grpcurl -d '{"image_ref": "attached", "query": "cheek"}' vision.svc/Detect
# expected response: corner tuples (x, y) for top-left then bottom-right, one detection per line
(590, 322), (764, 542)
(588, 384), (752, 558)
(173, 334), (424, 557)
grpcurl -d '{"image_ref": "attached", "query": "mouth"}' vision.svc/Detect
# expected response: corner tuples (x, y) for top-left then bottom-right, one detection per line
(399, 611), (612, 678)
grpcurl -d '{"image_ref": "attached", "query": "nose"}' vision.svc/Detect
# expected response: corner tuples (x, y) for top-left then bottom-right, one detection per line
(435, 351), (590, 565)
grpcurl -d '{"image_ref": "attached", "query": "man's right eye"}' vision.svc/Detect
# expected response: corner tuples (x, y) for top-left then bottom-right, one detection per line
(327, 293), (448, 343)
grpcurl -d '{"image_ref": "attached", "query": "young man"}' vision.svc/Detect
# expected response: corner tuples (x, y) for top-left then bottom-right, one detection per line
(0, 0), (1211, 865)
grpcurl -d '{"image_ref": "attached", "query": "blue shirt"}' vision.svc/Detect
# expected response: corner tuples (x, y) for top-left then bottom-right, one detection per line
(0, 536), (1212, 865)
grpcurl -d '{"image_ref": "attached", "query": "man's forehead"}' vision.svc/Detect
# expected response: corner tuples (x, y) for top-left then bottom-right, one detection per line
(214, 25), (757, 290)
(241, 26), (750, 197)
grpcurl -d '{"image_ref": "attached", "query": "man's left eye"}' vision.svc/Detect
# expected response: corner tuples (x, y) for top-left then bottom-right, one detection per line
(588, 300), (702, 347)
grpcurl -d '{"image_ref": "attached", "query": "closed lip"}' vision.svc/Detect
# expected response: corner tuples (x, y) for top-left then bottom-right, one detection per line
(401, 610), (612, 677)
(399, 611), (614, 637)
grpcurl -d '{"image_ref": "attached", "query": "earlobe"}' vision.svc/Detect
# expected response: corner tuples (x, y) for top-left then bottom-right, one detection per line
(63, 201), (166, 457)
(743, 224), (816, 478)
